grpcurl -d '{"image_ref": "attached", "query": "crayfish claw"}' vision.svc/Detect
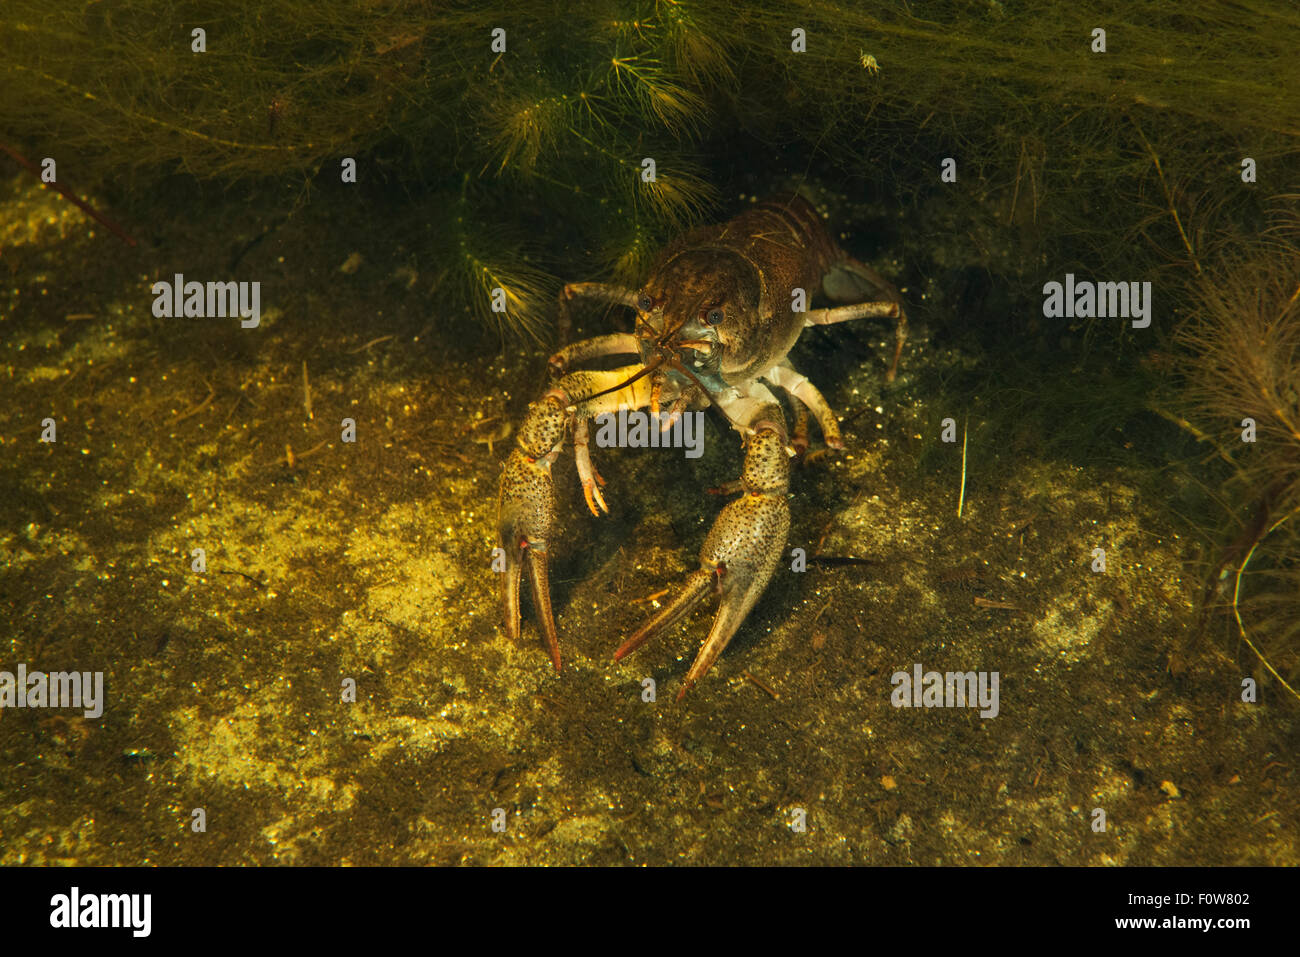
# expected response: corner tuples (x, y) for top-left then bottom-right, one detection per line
(497, 394), (566, 669)
(616, 426), (791, 699)
(525, 543), (561, 671)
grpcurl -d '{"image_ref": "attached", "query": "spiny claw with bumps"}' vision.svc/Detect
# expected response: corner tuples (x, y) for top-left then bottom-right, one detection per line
(498, 366), (654, 670)
(497, 390), (568, 671)
(613, 424), (791, 700)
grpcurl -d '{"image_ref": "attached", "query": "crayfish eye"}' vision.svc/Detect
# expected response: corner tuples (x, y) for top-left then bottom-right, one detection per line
(637, 293), (654, 311)
(705, 307), (725, 325)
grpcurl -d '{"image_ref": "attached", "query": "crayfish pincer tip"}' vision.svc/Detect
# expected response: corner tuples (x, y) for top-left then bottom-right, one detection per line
(546, 631), (561, 672)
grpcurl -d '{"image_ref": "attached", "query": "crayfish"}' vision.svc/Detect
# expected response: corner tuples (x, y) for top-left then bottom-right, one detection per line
(497, 194), (906, 699)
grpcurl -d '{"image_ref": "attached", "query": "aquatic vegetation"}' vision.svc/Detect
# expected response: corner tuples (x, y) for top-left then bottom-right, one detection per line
(1173, 211), (1300, 698)
(1, 1), (731, 331)
(5, 0), (1296, 334)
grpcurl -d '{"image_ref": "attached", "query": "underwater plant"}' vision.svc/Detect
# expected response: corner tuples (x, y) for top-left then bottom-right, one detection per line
(4, 0), (1299, 337)
(1, 1), (732, 333)
(1172, 208), (1300, 700)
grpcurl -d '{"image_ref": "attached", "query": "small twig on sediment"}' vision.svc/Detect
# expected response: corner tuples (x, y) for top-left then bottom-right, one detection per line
(742, 671), (780, 700)
(346, 334), (397, 355)
(171, 380), (217, 423)
(957, 416), (968, 518)
(302, 360), (313, 420)
(216, 569), (267, 589)
(973, 596), (1020, 611)
(285, 438), (329, 468)
(808, 556), (875, 567)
